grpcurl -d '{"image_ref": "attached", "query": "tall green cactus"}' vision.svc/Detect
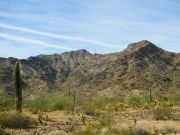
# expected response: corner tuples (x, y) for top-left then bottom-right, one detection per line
(14, 61), (22, 113)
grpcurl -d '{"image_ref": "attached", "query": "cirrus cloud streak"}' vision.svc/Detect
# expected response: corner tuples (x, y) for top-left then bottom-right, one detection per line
(0, 33), (77, 50)
(0, 23), (122, 49)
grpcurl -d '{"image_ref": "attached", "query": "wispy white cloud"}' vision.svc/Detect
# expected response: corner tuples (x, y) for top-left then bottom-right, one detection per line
(0, 33), (77, 50)
(0, 23), (122, 49)
(0, 0), (180, 58)
(0, 12), (67, 23)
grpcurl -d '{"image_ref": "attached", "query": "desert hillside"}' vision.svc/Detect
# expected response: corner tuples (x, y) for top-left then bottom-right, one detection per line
(0, 40), (179, 96)
(0, 40), (180, 135)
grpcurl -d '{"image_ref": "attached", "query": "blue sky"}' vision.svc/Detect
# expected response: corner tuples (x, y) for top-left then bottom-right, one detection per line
(0, 0), (180, 58)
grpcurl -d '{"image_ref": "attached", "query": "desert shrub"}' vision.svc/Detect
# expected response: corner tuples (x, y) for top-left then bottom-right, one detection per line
(25, 92), (72, 112)
(75, 126), (150, 135)
(125, 95), (148, 107)
(94, 96), (125, 109)
(52, 99), (69, 110)
(104, 128), (150, 135)
(82, 101), (97, 116)
(94, 97), (114, 109)
(0, 96), (15, 111)
(79, 96), (125, 114)
(74, 129), (95, 135)
(73, 123), (102, 135)
(154, 94), (169, 103)
(153, 107), (172, 120)
(0, 112), (37, 129)
(25, 95), (48, 113)
(74, 112), (113, 135)
(130, 128), (151, 135)
(0, 128), (9, 135)
(103, 127), (122, 135)
(98, 113), (112, 126)
(118, 128), (150, 135)
(170, 93), (180, 105)
(84, 108), (96, 116)
(75, 127), (100, 135)
(52, 96), (73, 111)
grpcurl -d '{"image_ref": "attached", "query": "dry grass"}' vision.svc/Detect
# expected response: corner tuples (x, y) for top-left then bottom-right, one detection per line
(0, 112), (37, 129)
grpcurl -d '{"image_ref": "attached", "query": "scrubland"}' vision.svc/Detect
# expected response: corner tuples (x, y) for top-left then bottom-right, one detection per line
(0, 91), (179, 135)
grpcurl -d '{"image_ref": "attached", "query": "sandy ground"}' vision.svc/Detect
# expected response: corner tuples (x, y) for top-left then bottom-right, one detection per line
(6, 109), (180, 135)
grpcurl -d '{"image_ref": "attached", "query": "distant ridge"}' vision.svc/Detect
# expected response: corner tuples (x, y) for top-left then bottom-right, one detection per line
(0, 40), (179, 96)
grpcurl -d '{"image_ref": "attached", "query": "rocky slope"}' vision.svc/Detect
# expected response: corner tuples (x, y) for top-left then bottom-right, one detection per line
(0, 40), (179, 96)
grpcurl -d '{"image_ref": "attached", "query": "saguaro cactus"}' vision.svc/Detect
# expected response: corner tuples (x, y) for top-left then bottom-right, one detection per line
(68, 85), (71, 101)
(14, 61), (22, 113)
(73, 89), (76, 125)
(149, 88), (152, 102)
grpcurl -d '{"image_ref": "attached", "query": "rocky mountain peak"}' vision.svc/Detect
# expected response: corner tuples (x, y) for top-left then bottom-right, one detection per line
(59, 49), (92, 68)
(126, 40), (159, 53)
(62, 49), (91, 57)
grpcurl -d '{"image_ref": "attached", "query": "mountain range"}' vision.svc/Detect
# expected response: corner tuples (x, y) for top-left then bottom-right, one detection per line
(0, 40), (179, 96)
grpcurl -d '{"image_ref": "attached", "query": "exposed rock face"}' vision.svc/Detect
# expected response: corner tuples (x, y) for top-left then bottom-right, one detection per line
(0, 40), (179, 96)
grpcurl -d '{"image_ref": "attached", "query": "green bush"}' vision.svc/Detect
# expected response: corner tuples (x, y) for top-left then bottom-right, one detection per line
(25, 95), (49, 113)
(25, 92), (72, 113)
(125, 95), (148, 107)
(0, 112), (37, 129)
(73, 123), (102, 135)
(74, 128), (100, 135)
(94, 96), (124, 110)
(153, 107), (172, 120)
(0, 96), (15, 111)
(82, 101), (97, 116)
(98, 113), (112, 127)
(171, 93), (180, 106)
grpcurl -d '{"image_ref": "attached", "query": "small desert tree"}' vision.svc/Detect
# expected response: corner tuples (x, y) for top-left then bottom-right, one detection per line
(14, 61), (22, 113)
